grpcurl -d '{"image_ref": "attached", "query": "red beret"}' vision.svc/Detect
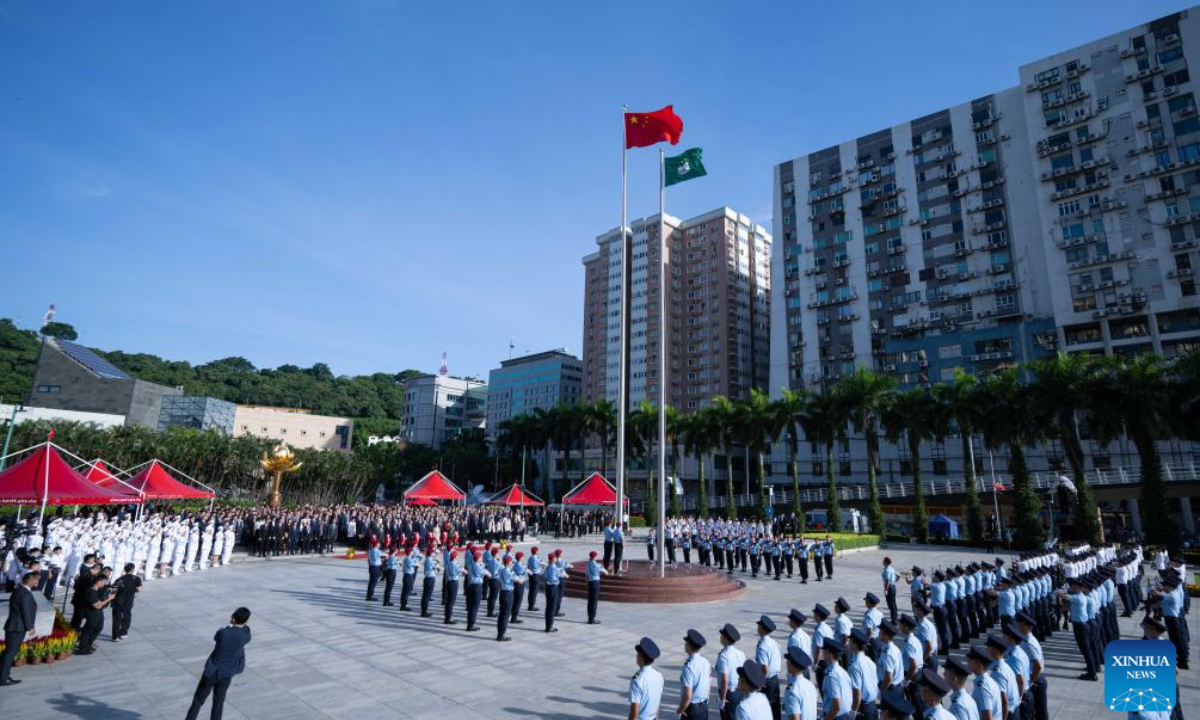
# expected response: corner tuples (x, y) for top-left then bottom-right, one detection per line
(589, 551), (598, 558)
(473, 550), (482, 560)
(450, 550), (458, 560)
(490, 547), (499, 555)
(515, 552), (525, 560)
(531, 546), (539, 553)
(503, 555), (512, 564)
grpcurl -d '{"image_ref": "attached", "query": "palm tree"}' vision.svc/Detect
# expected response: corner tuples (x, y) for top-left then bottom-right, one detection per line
(531, 406), (556, 500)
(737, 389), (782, 520)
(1027, 352), (1102, 544)
(585, 399), (617, 478)
(976, 369), (1048, 549)
(881, 388), (940, 543)
(1090, 355), (1181, 552)
(839, 368), (896, 535)
(932, 370), (985, 543)
(799, 387), (847, 532)
(774, 388), (810, 529)
(628, 400), (658, 521)
(680, 411), (719, 518)
(709, 396), (740, 520)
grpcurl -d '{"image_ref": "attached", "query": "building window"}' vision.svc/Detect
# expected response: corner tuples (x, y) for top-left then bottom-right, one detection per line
(36, 385), (61, 393)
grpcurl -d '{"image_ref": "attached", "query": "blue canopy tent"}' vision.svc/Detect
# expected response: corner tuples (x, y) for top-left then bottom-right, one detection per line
(928, 514), (960, 539)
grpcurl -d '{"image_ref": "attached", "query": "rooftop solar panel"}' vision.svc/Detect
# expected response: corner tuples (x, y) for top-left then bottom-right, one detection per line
(52, 339), (131, 380)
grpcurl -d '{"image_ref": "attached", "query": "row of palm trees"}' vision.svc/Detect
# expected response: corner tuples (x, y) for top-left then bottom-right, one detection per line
(498, 350), (1200, 552)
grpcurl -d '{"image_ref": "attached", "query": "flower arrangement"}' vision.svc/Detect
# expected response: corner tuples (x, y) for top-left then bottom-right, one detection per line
(1186, 582), (1200, 598)
(0, 611), (78, 666)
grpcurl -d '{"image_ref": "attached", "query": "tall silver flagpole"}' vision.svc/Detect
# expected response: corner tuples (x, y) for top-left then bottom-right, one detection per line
(615, 106), (628, 529)
(658, 148), (667, 577)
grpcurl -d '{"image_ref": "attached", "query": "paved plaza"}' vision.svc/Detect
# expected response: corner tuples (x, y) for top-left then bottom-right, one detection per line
(0, 538), (1195, 720)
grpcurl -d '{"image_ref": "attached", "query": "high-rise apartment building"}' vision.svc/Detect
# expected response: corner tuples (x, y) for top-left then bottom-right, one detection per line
(399, 374), (487, 449)
(582, 207), (771, 412)
(773, 8), (1200, 395)
(485, 349), (583, 440)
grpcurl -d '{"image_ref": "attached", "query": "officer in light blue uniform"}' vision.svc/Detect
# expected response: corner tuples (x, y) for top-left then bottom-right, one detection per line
(943, 658), (980, 720)
(917, 668), (956, 720)
(930, 571), (950, 655)
(382, 547), (400, 606)
(1014, 613), (1046, 720)
(755, 615), (783, 718)
(821, 639), (855, 720)
(543, 554), (562, 633)
(677, 629), (712, 719)
(585, 550), (608, 624)
(366, 540), (382, 601)
(863, 593), (885, 644)
(848, 630), (880, 720)
(985, 634), (1021, 720)
(464, 549), (488, 631)
(783, 646), (819, 720)
(495, 555), (518, 641)
(526, 547), (542, 611)
(1000, 624), (1030, 714)
(910, 566), (926, 613)
(442, 550), (461, 625)
(914, 601), (939, 670)
(1065, 578), (1098, 680)
(882, 558), (900, 623)
(419, 549), (439, 617)
(787, 608), (813, 664)
(967, 645), (1001, 720)
(400, 545), (419, 611)
(629, 637), (665, 720)
(834, 597), (854, 645)
(602, 523), (615, 570)
(717, 623), (748, 719)
(877, 620), (904, 692)
(737, 660), (773, 720)
(509, 551), (528, 624)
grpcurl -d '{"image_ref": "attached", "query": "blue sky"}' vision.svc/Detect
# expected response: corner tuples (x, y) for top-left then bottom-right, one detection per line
(0, 1), (1185, 379)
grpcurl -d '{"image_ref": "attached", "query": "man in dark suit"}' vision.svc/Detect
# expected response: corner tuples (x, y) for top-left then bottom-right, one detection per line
(2, 570), (39, 686)
(185, 607), (252, 720)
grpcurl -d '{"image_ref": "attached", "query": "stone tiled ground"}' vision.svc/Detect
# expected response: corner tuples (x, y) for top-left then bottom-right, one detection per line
(0, 539), (1195, 719)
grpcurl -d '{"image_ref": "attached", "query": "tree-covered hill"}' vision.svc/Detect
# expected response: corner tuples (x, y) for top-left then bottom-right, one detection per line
(0, 318), (421, 423)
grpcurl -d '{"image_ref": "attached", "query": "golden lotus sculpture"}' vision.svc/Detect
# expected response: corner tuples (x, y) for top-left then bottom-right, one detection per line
(262, 444), (303, 507)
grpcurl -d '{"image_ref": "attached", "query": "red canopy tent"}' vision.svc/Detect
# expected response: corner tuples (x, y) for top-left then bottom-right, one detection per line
(403, 470), (466, 504)
(487, 483), (544, 507)
(81, 458), (144, 502)
(404, 496), (437, 506)
(82, 458), (118, 484)
(0, 443), (143, 522)
(120, 460), (215, 501)
(561, 472), (627, 505)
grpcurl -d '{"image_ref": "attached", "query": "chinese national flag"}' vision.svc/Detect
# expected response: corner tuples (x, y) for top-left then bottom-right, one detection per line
(625, 105), (683, 149)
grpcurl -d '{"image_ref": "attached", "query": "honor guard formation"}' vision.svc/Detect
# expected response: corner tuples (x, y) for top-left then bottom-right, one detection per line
(621, 536), (1188, 720)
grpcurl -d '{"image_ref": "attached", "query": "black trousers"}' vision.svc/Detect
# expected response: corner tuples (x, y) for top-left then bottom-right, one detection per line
(1031, 676), (1048, 720)
(366, 564), (381, 600)
(466, 583), (483, 628)
(382, 569), (397, 605)
(0, 631), (24, 682)
(487, 578), (500, 616)
(526, 574), (540, 609)
(798, 558), (809, 581)
(859, 700), (879, 720)
(1165, 616), (1189, 667)
(511, 583), (524, 622)
(613, 543), (623, 572)
(587, 579), (600, 622)
(112, 604), (132, 639)
(720, 690), (745, 720)
(443, 581), (459, 623)
(400, 572), (415, 609)
(184, 673), (232, 720)
(886, 585), (899, 623)
(683, 700), (709, 719)
(603, 540), (613, 569)
(824, 554), (833, 578)
(544, 584), (558, 631)
(1073, 622), (1097, 675)
(43, 568), (60, 602)
(420, 577), (436, 615)
(765, 675), (781, 719)
(79, 612), (104, 651)
(497, 590), (512, 639)
(815, 557), (824, 580)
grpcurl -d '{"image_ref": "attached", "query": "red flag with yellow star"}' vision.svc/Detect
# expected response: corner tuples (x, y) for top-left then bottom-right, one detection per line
(624, 106), (683, 149)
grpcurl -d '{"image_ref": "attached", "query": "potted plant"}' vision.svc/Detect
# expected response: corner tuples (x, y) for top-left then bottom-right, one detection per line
(12, 643), (28, 668)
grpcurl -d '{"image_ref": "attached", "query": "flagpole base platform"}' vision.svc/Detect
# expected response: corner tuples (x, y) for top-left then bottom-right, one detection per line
(563, 560), (745, 604)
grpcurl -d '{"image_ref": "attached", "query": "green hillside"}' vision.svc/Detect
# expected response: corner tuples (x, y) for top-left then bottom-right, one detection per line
(0, 318), (420, 433)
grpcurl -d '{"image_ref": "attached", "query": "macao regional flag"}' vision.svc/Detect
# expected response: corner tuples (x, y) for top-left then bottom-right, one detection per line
(625, 106), (683, 149)
(665, 148), (707, 186)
